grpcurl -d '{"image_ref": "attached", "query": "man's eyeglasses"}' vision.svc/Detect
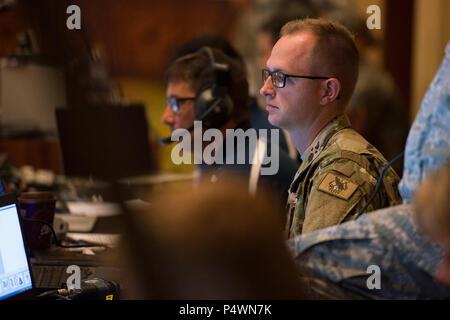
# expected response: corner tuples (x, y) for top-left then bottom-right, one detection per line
(167, 96), (195, 112)
(262, 69), (330, 88)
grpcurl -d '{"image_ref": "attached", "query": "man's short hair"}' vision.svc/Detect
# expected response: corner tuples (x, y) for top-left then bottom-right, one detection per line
(280, 18), (359, 106)
(165, 47), (250, 125)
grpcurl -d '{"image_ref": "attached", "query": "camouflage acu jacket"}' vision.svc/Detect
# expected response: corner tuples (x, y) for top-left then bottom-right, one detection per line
(286, 115), (402, 238)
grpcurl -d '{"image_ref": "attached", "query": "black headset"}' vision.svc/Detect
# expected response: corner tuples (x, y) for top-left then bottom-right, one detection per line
(159, 46), (234, 145)
(194, 46), (234, 128)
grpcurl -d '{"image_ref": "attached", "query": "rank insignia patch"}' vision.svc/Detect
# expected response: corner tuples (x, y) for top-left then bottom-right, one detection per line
(317, 173), (358, 200)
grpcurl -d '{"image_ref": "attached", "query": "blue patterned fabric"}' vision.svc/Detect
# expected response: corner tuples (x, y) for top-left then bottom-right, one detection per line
(288, 42), (450, 299)
(289, 205), (450, 299)
(399, 43), (450, 203)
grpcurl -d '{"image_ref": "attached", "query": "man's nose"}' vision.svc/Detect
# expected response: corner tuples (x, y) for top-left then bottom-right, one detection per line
(161, 105), (174, 126)
(260, 76), (275, 98)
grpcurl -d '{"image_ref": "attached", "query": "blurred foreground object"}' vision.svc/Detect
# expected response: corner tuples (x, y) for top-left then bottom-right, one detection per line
(414, 164), (450, 286)
(120, 176), (305, 299)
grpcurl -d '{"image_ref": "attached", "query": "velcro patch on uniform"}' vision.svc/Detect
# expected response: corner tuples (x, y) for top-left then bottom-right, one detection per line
(331, 162), (354, 177)
(317, 173), (358, 200)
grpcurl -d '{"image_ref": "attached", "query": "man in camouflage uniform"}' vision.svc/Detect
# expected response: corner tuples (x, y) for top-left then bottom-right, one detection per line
(288, 42), (450, 299)
(259, 18), (401, 237)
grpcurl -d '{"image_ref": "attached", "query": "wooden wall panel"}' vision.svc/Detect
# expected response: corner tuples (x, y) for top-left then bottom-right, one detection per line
(0, 138), (62, 173)
(0, 8), (29, 57)
(384, 0), (413, 111)
(1, 0), (237, 78)
(77, 0), (237, 78)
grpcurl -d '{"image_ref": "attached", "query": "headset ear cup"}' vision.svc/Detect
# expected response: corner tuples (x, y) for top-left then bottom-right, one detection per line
(195, 84), (233, 128)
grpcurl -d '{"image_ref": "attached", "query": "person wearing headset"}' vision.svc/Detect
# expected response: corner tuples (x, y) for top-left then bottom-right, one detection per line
(161, 46), (298, 207)
(167, 34), (300, 163)
(260, 18), (402, 238)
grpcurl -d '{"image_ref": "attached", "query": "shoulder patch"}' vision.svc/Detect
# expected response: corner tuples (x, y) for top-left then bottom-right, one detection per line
(317, 173), (359, 200)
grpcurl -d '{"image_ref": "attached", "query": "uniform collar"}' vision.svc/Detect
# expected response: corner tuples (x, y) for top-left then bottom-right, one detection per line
(299, 114), (351, 168)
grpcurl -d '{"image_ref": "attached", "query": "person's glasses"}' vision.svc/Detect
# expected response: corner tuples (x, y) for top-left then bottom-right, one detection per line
(167, 96), (195, 112)
(262, 69), (330, 88)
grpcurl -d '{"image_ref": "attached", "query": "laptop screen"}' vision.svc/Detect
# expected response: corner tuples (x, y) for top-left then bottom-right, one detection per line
(0, 201), (33, 299)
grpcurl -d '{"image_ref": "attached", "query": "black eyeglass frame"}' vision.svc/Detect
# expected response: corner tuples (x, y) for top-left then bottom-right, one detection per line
(167, 96), (196, 112)
(262, 69), (331, 88)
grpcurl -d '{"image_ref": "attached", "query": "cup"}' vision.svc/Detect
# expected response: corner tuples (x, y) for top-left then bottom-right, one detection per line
(18, 192), (56, 250)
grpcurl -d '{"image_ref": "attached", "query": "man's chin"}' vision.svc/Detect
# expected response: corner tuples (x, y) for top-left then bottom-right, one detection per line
(268, 114), (282, 128)
(269, 116), (291, 132)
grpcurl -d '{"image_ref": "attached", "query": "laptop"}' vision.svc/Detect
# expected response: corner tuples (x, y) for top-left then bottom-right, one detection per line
(0, 193), (122, 300)
(0, 193), (34, 300)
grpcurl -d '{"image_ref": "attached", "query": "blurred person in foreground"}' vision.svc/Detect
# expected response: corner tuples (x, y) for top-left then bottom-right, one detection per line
(260, 18), (401, 237)
(414, 163), (450, 286)
(119, 176), (305, 299)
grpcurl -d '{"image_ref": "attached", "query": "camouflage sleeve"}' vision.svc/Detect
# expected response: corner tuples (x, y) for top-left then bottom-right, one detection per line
(302, 157), (380, 233)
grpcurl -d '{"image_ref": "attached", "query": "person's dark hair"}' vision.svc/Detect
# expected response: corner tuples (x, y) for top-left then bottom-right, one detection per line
(169, 34), (244, 66)
(280, 18), (359, 106)
(260, 7), (318, 45)
(165, 47), (250, 125)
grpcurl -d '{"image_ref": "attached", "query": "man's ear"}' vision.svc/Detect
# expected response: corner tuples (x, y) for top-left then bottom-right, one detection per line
(320, 78), (341, 105)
